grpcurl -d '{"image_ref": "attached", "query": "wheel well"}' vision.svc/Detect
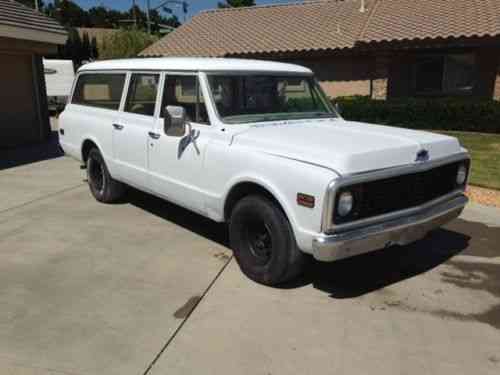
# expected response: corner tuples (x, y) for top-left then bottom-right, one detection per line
(224, 182), (283, 221)
(81, 140), (97, 163)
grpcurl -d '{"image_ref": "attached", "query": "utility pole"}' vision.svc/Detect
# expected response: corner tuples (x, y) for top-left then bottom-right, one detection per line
(146, 1), (188, 34)
(360, 0), (366, 13)
(34, 0), (39, 11)
(146, 0), (151, 34)
(132, 0), (137, 27)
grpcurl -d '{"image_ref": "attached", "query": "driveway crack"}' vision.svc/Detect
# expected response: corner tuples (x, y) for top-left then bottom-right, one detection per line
(0, 184), (85, 215)
(142, 255), (233, 375)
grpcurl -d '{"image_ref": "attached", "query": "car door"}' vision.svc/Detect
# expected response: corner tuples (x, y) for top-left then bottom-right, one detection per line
(149, 72), (212, 214)
(113, 72), (161, 190)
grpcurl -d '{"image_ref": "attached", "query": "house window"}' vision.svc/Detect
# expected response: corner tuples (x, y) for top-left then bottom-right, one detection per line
(414, 53), (475, 95)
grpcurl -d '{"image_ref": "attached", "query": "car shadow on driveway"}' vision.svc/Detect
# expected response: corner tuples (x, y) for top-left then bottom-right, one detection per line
(125, 188), (470, 297)
(127, 188), (229, 247)
(284, 228), (471, 298)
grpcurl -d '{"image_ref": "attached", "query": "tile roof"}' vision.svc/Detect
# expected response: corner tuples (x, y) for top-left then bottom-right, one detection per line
(141, 0), (376, 56)
(360, 0), (500, 43)
(141, 0), (500, 57)
(0, 0), (67, 37)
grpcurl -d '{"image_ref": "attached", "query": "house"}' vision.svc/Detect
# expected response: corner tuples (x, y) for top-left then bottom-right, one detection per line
(0, 0), (67, 149)
(140, 0), (500, 101)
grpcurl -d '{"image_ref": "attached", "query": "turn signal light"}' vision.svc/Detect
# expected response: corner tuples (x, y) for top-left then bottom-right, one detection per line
(297, 193), (315, 208)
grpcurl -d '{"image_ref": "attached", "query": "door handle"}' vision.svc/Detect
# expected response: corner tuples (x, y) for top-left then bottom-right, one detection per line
(148, 131), (161, 140)
(113, 123), (124, 130)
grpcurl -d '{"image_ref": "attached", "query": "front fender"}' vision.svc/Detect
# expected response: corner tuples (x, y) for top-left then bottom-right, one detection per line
(222, 173), (300, 231)
(204, 144), (338, 253)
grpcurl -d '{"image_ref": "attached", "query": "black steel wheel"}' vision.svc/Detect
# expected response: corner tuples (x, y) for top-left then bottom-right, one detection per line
(86, 148), (125, 203)
(229, 195), (308, 285)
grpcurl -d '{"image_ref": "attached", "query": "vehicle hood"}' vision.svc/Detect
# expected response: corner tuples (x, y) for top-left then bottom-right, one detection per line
(231, 119), (463, 175)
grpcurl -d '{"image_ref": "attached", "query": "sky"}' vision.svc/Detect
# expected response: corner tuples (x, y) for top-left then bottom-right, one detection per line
(64, 0), (296, 20)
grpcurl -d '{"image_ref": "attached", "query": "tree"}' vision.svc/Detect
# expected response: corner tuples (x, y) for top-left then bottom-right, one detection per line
(69, 28), (82, 64)
(81, 32), (91, 61)
(25, 1), (181, 36)
(90, 36), (99, 60)
(218, 0), (256, 8)
(99, 29), (158, 59)
(58, 28), (95, 66)
(87, 6), (123, 28)
(149, 9), (180, 32)
(45, 0), (90, 27)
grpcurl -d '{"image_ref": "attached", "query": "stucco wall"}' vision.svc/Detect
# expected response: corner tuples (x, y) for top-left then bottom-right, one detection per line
(289, 56), (372, 98)
(0, 36), (56, 55)
(495, 67), (500, 100)
(278, 47), (499, 100)
(0, 37), (53, 149)
(492, 51), (500, 101)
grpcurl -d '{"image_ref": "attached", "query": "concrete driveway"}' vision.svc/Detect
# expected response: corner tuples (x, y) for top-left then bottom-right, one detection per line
(0, 155), (499, 375)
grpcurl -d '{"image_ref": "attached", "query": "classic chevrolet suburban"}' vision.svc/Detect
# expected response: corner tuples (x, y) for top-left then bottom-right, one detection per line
(59, 58), (470, 285)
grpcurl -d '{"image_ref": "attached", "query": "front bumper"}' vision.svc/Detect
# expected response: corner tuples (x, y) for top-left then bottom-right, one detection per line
(312, 194), (468, 262)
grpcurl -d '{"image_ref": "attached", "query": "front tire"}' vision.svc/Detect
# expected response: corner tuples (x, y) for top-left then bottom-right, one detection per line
(86, 148), (125, 203)
(229, 195), (308, 285)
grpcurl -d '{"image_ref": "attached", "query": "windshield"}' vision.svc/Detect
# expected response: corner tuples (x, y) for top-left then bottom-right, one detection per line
(207, 74), (337, 124)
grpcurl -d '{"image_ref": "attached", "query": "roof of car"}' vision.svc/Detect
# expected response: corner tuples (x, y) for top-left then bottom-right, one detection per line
(78, 57), (312, 74)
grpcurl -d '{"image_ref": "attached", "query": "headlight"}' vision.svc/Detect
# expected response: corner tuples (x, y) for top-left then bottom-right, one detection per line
(456, 164), (467, 185)
(337, 191), (354, 217)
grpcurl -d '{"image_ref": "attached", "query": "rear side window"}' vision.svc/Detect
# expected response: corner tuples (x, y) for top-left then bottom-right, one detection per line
(124, 73), (160, 116)
(72, 73), (125, 110)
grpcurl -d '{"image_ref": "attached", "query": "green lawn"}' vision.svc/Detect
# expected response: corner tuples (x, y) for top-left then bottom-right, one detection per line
(437, 131), (500, 190)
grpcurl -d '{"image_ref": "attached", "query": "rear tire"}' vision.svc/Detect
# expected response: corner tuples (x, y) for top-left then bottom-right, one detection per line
(229, 195), (308, 285)
(87, 148), (125, 203)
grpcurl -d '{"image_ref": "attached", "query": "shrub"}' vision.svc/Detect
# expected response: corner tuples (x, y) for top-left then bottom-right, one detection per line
(100, 29), (158, 60)
(333, 96), (500, 134)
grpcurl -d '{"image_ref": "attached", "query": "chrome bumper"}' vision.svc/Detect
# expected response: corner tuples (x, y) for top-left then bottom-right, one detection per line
(312, 194), (468, 262)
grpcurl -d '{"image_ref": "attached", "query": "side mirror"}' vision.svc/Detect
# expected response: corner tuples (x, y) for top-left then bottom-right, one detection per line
(164, 105), (187, 137)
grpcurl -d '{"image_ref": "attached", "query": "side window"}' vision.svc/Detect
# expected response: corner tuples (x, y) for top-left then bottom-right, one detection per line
(72, 73), (125, 110)
(124, 73), (160, 116)
(414, 53), (475, 94)
(161, 75), (210, 125)
(415, 56), (445, 93)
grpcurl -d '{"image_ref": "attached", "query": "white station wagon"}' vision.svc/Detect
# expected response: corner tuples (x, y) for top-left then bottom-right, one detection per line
(60, 57), (470, 285)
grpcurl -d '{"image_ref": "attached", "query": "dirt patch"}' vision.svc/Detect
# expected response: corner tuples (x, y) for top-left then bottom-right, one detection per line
(444, 218), (500, 258)
(376, 260), (500, 330)
(431, 304), (500, 330)
(489, 355), (500, 364)
(174, 296), (201, 319)
(213, 251), (231, 262)
(441, 261), (500, 298)
(466, 186), (500, 208)
(434, 261), (500, 329)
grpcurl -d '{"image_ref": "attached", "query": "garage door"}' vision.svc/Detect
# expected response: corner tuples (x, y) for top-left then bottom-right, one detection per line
(0, 53), (39, 148)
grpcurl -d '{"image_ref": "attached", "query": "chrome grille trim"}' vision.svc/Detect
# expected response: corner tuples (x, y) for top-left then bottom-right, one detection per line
(321, 152), (470, 234)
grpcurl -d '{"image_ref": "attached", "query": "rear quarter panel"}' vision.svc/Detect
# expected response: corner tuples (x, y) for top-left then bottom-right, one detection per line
(59, 104), (117, 176)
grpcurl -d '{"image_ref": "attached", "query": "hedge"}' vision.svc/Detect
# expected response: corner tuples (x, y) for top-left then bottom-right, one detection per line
(333, 96), (500, 134)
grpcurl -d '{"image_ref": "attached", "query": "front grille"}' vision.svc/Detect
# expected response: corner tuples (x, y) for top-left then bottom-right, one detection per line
(333, 160), (469, 224)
